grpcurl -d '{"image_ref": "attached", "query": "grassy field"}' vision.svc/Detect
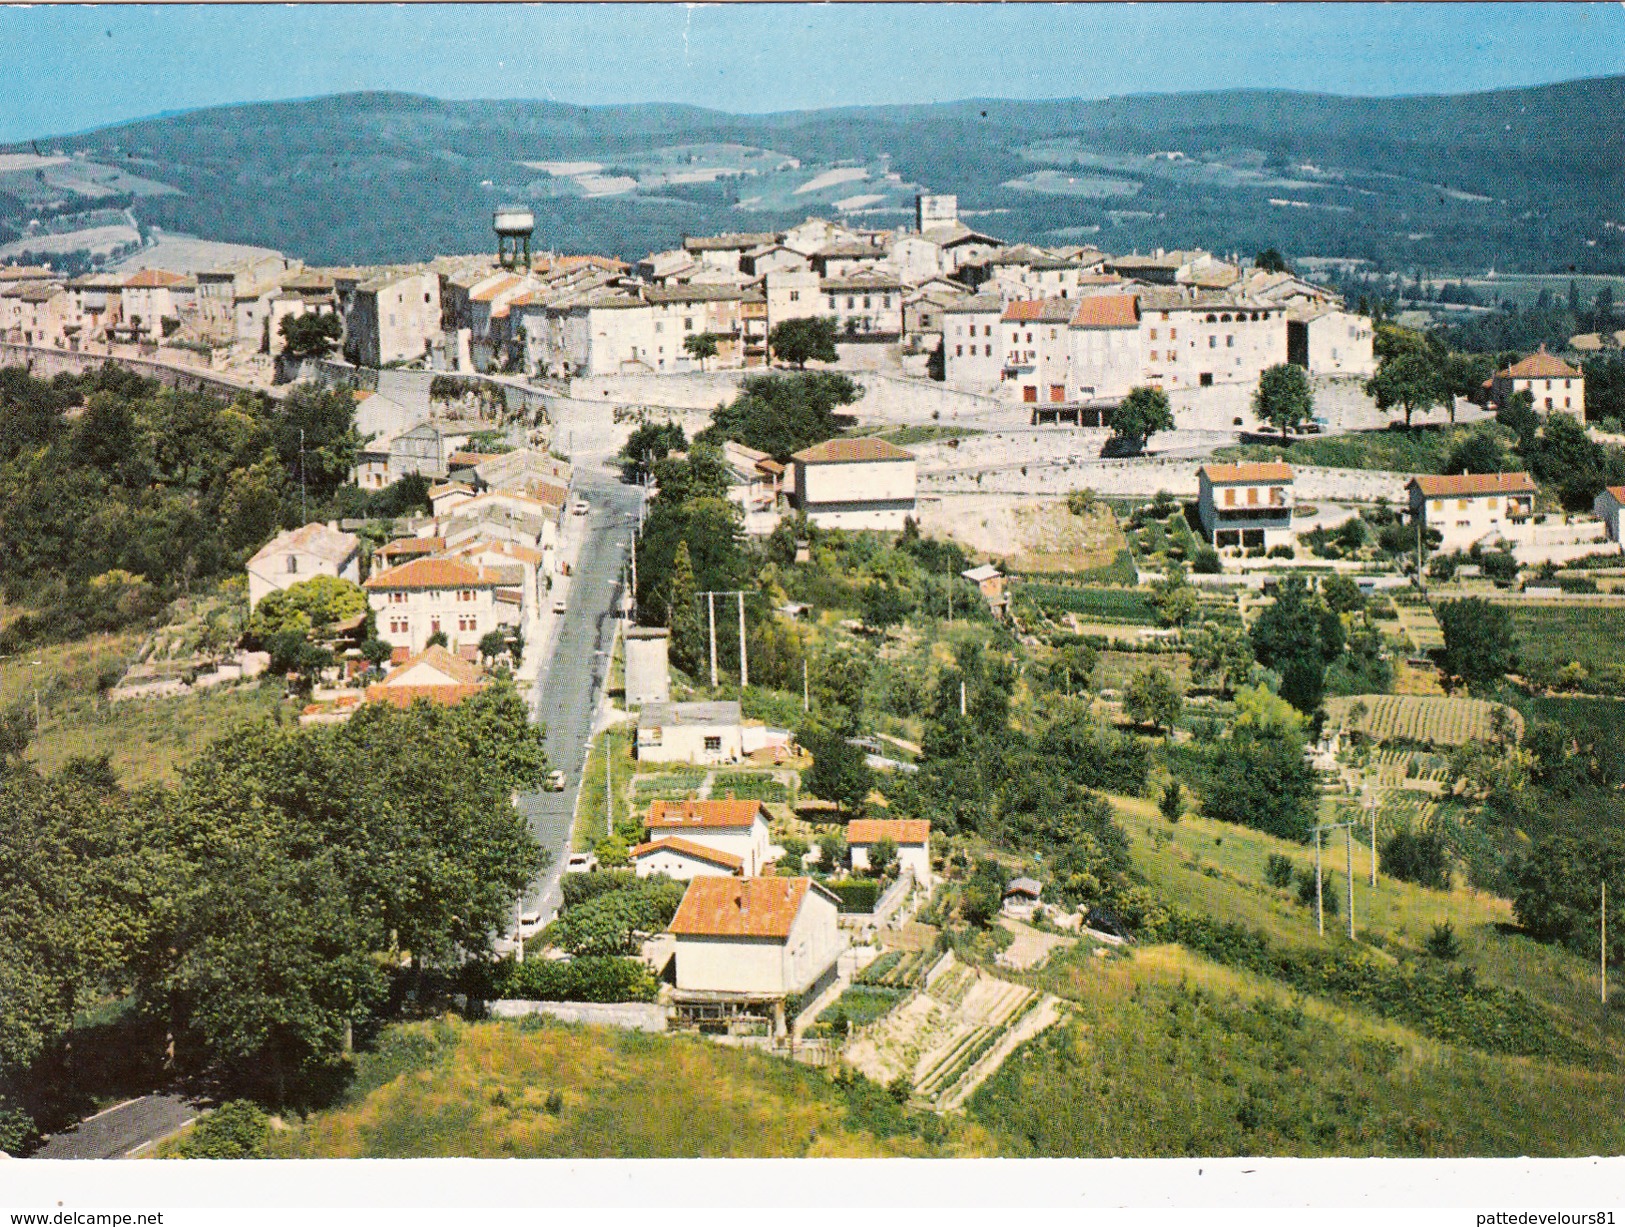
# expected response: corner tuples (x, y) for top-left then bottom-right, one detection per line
(268, 1015), (993, 1158)
(572, 722), (637, 852)
(1110, 792), (1619, 1059)
(1508, 604), (1625, 678)
(1016, 583), (1155, 625)
(969, 942), (1625, 1156)
(1098, 651), (1191, 692)
(30, 683), (285, 787)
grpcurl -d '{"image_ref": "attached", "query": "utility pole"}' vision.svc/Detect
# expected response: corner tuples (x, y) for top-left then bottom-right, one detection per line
(1368, 797), (1378, 887)
(299, 427), (307, 524)
(604, 731), (613, 838)
(737, 592), (748, 689)
(802, 658), (809, 712)
(1603, 881), (1609, 1007)
(1346, 824), (1355, 940)
(959, 679), (967, 718)
(707, 592), (718, 689)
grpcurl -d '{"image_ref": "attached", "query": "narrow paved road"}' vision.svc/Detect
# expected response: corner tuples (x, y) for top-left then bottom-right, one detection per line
(514, 466), (643, 923)
(30, 1094), (195, 1159)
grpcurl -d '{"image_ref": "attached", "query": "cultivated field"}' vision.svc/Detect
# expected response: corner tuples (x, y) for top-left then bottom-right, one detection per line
(1327, 694), (1523, 746)
(1509, 604), (1625, 678)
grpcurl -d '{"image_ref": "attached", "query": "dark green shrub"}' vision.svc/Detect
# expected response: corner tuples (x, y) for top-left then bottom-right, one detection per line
(825, 878), (882, 913)
(172, 1100), (269, 1159)
(1264, 853), (1295, 888)
(1426, 921), (1462, 960)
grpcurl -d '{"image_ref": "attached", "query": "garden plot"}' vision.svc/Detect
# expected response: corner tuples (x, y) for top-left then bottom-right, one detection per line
(1327, 694), (1522, 746)
(842, 954), (1064, 1111)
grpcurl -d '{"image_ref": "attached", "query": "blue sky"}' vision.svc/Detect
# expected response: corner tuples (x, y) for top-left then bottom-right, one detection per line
(1, 3), (1622, 142)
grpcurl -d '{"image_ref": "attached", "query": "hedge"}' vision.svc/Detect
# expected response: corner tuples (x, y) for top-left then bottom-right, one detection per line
(824, 878), (882, 913)
(464, 955), (658, 1003)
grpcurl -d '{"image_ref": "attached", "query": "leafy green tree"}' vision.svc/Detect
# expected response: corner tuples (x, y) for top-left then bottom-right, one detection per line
(769, 316), (839, 369)
(1158, 779), (1184, 823)
(172, 1100), (271, 1159)
(479, 629), (509, 664)
(1250, 575), (1345, 713)
(1365, 350), (1448, 429)
(1320, 573), (1365, 615)
(1425, 921), (1462, 960)
(665, 539), (704, 677)
(1109, 386), (1175, 453)
(1252, 363), (1315, 442)
(860, 581), (911, 635)
(1123, 666), (1182, 734)
(1380, 826), (1452, 890)
(1254, 249), (1288, 273)
(277, 313), (343, 360)
(618, 420), (685, 482)
(1437, 597), (1516, 687)
(425, 629), (449, 649)
(683, 332), (720, 370)
(1205, 730), (1318, 842)
(868, 836), (899, 878)
(697, 372), (860, 461)
(799, 725), (874, 817)
(1264, 853), (1295, 888)
(1496, 389), (1541, 450)
(1512, 834), (1625, 960)
(817, 830), (847, 872)
(1149, 562), (1199, 627)
(1185, 623), (1255, 696)
(273, 384), (363, 507)
(247, 575), (367, 642)
(360, 638), (392, 669)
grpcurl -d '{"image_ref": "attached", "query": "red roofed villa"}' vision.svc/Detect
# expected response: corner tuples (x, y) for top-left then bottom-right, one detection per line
(1491, 346), (1584, 420)
(645, 799), (771, 875)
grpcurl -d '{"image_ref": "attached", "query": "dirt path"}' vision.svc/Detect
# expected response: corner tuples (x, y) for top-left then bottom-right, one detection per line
(994, 918), (1076, 971)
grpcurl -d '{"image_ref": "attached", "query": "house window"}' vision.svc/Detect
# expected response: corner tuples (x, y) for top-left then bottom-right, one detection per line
(459, 588), (477, 602)
(1247, 487), (1259, 506)
(882, 296), (891, 307)
(863, 296), (871, 309)
(1169, 351), (1178, 362)
(847, 297), (856, 309)
(389, 591), (407, 605)
(390, 618), (408, 635)
(1223, 488), (1236, 506)
(1170, 328), (1177, 340)
(430, 619), (441, 635)
(1023, 386), (1037, 403)
(789, 290), (800, 302)
(1432, 500), (1443, 512)
(655, 321), (664, 334)
(985, 344), (992, 356)
(956, 344), (963, 357)
(827, 297), (837, 309)
(1026, 332), (1033, 344)
(1209, 335), (1217, 348)
(704, 735), (722, 753)
(684, 317), (693, 331)
(286, 555), (299, 574)
(1457, 500), (1468, 511)
(1226, 336), (1235, 348)
(1200, 372), (1213, 387)
(1149, 328), (1158, 340)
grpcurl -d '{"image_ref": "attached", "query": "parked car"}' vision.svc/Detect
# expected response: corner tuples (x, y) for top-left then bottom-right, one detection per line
(571, 498), (589, 516)
(546, 769), (565, 791)
(565, 852), (598, 874)
(517, 908), (546, 936)
(552, 598), (567, 615)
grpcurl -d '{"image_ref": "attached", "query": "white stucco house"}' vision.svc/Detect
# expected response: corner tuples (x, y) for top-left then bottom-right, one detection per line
(630, 836), (744, 881)
(790, 437), (917, 531)
(845, 819), (933, 887)
(667, 876), (845, 1001)
(245, 522), (361, 611)
(635, 700), (745, 765)
(644, 798), (772, 878)
(1407, 472), (1537, 553)
(362, 554), (516, 656)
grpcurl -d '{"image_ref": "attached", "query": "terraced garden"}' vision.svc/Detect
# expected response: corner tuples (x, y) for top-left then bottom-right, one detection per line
(842, 953), (1065, 1112)
(1328, 694), (1522, 746)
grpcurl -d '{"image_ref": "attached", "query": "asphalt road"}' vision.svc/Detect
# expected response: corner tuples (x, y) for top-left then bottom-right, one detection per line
(514, 466), (643, 923)
(30, 1094), (195, 1160)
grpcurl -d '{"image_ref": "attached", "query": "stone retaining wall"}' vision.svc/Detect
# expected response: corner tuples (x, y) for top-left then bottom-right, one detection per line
(0, 343), (272, 400)
(486, 999), (669, 1031)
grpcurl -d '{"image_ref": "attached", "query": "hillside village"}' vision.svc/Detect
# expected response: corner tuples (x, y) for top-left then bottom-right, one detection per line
(8, 178), (1625, 1162)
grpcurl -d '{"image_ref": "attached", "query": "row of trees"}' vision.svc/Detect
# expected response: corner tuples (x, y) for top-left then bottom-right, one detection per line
(0, 685), (548, 1147)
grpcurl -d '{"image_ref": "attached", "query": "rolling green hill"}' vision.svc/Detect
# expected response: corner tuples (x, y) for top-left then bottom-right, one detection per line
(3, 77), (1621, 272)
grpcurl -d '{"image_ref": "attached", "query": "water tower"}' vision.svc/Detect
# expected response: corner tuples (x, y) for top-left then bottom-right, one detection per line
(493, 206), (536, 270)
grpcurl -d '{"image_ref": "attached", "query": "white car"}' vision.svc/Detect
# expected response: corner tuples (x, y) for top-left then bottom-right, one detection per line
(565, 852), (598, 874)
(552, 598), (567, 615)
(517, 908), (546, 937)
(546, 769), (566, 791)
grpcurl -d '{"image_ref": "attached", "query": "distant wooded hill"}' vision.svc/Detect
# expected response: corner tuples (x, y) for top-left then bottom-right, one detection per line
(3, 76), (1621, 272)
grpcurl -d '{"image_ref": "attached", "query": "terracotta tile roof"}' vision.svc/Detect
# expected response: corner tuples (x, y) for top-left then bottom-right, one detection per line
(792, 437), (914, 464)
(1499, 350), (1582, 380)
(846, 819), (930, 845)
(362, 555), (500, 590)
(470, 275), (522, 303)
(428, 482), (473, 499)
(448, 538), (545, 566)
(630, 837), (744, 873)
(447, 451), (507, 469)
(378, 535), (445, 558)
(1603, 486), (1625, 504)
(123, 268), (187, 288)
(364, 682), (487, 708)
(646, 798), (768, 830)
(1199, 462), (1295, 484)
(1408, 471), (1536, 498)
(667, 876), (813, 939)
(248, 522), (359, 568)
(1001, 299), (1073, 324)
(381, 643), (488, 686)
(1069, 294), (1140, 329)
